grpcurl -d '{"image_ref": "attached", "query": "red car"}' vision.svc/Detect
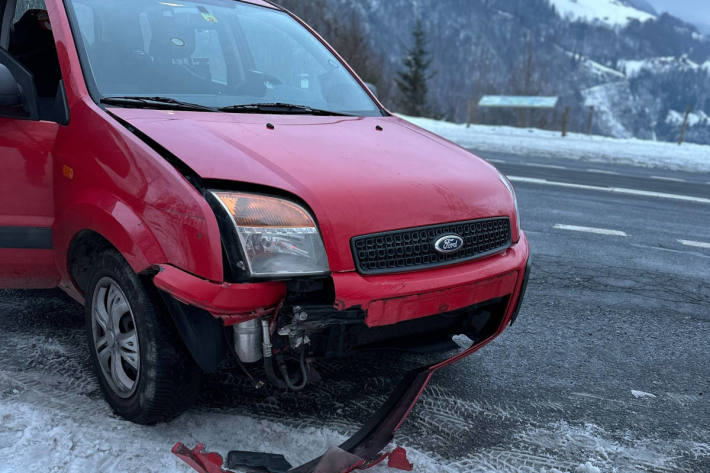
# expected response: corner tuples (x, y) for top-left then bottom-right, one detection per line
(0, 0), (529, 427)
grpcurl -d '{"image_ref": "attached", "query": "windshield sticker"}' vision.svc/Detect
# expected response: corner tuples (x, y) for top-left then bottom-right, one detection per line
(198, 6), (218, 23)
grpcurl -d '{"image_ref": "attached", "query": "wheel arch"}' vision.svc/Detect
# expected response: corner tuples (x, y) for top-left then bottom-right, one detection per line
(57, 193), (167, 299)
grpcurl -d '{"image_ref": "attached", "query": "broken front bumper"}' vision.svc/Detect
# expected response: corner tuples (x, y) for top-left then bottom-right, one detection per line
(170, 238), (531, 473)
(173, 312), (528, 473)
(154, 235), (529, 329)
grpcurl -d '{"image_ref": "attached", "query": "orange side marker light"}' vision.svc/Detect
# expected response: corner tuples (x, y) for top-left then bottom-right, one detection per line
(62, 164), (74, 180)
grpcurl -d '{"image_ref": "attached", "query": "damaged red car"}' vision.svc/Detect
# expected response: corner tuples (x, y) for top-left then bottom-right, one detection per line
(0, 0), (529, 437)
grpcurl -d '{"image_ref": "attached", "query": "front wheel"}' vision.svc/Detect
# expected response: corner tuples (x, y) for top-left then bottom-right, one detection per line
(85, 249), (201, 424)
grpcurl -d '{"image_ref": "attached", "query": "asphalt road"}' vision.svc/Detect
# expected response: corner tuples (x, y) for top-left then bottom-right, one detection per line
(426, 150), (710, 471)
(1, 151), (708, 472)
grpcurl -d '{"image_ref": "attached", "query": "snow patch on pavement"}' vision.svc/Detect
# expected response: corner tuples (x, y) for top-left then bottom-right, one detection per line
(400, 115), (710, 173)
(574, 462), (602, 473)
(0, 391), (447, 473)
(521, 421), (681, 473)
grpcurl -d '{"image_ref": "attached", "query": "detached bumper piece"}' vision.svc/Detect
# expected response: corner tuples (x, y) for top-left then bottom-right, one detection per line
(174, 337), (497, 473)
(153, 264), (286, 325)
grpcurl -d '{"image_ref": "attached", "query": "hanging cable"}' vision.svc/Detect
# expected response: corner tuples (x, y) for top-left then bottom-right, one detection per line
(276, 347), (308, 391)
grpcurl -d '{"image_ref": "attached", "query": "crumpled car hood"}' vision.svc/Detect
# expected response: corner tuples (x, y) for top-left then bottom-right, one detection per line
(109, 109), (515, 272)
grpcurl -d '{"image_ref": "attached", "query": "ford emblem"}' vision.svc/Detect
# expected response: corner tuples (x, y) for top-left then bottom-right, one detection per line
(434, 234), (464, 254)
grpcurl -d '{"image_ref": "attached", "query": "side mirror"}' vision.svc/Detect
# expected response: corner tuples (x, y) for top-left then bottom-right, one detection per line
(0, 48), (39, 120)
(364, 82), (379, 98)
(0, 64), (23, 110)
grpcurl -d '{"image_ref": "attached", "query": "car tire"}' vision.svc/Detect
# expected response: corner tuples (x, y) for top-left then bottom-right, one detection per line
(85, 249), (201, 425)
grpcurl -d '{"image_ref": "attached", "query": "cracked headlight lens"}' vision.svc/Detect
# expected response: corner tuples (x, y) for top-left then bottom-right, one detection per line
(212, 191), (329, 277)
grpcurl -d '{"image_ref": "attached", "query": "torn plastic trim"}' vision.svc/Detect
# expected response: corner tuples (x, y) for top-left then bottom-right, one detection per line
(292, 333), (501, 473)
(153, 264), (286, 324)
(172, 258), (526, 472)
(174, 332), (504, 473)
(509, 260), (531, 326)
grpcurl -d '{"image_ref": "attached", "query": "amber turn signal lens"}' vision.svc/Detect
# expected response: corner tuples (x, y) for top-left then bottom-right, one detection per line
(213, 192), (315, 228)
(62, 164), (74, 180)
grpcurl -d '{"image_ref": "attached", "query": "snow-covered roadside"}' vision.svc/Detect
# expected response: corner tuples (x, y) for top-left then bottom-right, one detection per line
(0, 291), (699, 473)
(2, 393), (666, 473)
(0, 393), (451, 473)
(400, 115), (710, 173)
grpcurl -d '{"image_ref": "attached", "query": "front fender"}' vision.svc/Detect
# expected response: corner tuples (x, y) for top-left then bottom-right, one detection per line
(54, 185), (224, 295)
(51, 94), (226, 294)
(55, 189), (164, 280)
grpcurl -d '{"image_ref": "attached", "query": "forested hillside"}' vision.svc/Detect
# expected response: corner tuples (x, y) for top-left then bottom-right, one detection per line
(280, 0), (710, 144)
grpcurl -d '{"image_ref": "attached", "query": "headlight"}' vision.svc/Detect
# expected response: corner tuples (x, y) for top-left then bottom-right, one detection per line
(499, 173), (521, 235)
(211, 191), (329, 277)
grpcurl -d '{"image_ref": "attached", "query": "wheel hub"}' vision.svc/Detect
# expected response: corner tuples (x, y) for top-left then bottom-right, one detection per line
(91, 277), (141, 399)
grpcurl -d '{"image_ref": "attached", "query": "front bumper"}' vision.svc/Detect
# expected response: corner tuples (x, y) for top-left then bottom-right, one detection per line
(334, 236), (529, 327)
(154, 233), (530, 328)
(153, 265), (287, 325)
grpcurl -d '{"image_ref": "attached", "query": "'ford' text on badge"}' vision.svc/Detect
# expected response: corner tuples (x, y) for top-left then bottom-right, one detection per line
(434, 235), (464, 254)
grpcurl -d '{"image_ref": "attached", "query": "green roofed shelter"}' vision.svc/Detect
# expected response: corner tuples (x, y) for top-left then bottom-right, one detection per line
(478, 96), (559, 109)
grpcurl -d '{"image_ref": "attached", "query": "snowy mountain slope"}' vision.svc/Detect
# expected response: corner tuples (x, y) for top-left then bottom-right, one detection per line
(620, 56), (709, 78)
(548, 0), (656, 28)
(625, 0), (657, 16)
(667, 109), (709, 127)
(286, 0), (710, 144)
(582, 82), (638, 139)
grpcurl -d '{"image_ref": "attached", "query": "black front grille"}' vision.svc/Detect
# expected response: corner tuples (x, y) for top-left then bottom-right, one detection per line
(352, 217), (512, 275)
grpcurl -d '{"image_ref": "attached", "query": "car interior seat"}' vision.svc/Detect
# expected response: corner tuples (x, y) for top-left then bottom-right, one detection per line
(148, 12), (209, 94)
(89, 40), (154, 94)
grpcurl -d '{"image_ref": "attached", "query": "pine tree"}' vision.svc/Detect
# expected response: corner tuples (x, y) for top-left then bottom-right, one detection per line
(396, 20), (434, 117)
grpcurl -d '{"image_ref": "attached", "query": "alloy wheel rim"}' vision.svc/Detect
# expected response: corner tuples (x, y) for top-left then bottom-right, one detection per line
(91, 277), (140, 399)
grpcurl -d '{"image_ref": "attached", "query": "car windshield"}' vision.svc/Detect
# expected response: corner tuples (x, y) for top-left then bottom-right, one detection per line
(65, 0), (382, 116)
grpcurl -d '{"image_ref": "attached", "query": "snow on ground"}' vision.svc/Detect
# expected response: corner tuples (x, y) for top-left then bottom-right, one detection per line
(0, 391), (446, 473)
(400, 115), (710, 173)
(0, 325), (688, 473)
(2, 391), (682, 473)
(547, 0), (655, 28)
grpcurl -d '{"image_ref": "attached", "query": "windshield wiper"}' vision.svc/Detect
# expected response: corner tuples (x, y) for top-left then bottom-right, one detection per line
(100, 96), (217, 112)
(219, 102), (354, 116)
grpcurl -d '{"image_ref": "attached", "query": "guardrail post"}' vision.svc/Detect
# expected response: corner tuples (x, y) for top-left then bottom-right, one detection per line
(561, 106), (570, 137)
(586, 106), (595, 135)
(467, 99), (474, 128)
(678, 106), (691, 146)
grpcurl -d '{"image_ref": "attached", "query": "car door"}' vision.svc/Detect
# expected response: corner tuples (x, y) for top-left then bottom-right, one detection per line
(0, 0), (63, 288)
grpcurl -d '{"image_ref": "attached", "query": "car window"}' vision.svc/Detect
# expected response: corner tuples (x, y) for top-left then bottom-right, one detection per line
(13, 0), (47, 22)
(5, 0), (66, 122)
(72, 3), (95, 47)
(65, 0), (381, 116)
(239, 12), (325, 93)
(193, 28), (228, 85)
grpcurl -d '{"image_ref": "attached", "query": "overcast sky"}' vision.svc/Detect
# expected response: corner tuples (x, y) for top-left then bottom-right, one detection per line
(647, 0), (710, 27)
